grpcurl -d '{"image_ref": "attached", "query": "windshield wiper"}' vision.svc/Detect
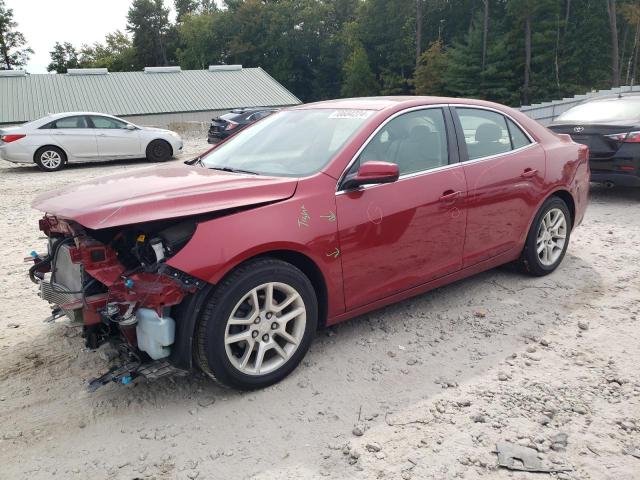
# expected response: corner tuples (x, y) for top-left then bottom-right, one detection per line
(208, 166), (259, 175)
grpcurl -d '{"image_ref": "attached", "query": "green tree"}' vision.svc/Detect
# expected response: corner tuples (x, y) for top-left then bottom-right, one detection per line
(175, 0), (199, 23)
(127, 0), (172, 67)
(413, 39), (447, 95)
(0, 0), (32, 70)
(356, 0), (415, 94)
(176, 12), (224, 69)
(341, 42), (379, 97)
(47, 42), (80, 73)
(80, 31), (137, 71)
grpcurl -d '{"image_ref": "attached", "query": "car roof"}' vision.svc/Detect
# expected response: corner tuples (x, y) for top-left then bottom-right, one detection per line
(295, 96), (522, 112)
(43, 112), (123, 119)
(576, 93), (640, 104)
(229, 107), (276, 113)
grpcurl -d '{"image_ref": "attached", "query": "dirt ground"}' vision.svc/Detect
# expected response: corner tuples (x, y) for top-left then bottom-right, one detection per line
(0, 136), (638, 480)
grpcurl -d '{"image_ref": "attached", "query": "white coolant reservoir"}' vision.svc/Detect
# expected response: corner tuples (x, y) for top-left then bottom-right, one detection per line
(136, 308), (176, 360)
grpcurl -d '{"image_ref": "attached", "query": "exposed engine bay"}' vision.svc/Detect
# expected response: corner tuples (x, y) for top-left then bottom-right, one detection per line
(29, 214), (204, 390)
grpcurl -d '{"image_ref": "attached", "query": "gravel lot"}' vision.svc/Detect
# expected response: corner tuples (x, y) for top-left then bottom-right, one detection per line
(0, 137), (639, 479)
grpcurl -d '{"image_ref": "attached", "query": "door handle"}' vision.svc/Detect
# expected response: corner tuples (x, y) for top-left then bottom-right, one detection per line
(521, 168), (538, 178)
(439, 190), (462, 202)
(97, 133), (106, 137)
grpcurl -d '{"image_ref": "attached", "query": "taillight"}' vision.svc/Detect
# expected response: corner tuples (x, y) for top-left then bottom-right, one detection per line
(605, 131), (640, 143)
(1, 134), (26, 143)
(224, 121), (239, 131)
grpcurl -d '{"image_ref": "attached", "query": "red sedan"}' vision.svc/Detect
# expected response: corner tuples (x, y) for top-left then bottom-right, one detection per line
(30, 97), (589, 390)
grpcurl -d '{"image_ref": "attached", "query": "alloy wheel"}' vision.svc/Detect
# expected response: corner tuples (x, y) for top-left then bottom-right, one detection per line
(224, 282), (306, 376)
(40, 150), (62, 169)
(536, 208), (567, 266)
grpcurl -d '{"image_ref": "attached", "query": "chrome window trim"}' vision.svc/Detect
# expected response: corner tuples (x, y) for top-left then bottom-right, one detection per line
(449, 103), (538, 154)
(336, 104), (449, 192)
(335, 103), (539, 195)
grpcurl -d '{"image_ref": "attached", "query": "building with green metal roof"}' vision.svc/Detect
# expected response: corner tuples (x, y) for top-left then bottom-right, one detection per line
(0, 66), (301, 128)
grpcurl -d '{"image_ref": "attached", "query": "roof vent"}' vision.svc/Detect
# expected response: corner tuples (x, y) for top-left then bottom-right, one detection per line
(144, 66), (181, 74)
(0, 69), (27, 77)
(67, 68), (108, 76)
(209, 65), (242, 72)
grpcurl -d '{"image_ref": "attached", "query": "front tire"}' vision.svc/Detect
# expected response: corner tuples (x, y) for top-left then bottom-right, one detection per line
(195, 258), (318, 390)
(520, 196), (572, 276)
(146, 139), (172, 162)
(34, 146), (66, 172)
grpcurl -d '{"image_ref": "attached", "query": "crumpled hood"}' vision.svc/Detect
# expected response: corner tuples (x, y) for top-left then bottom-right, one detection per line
(32, 164), (298, 229)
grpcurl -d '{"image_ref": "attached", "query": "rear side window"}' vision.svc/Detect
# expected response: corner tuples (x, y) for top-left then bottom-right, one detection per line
(220, 113), (243, 121)
(507, 118), (531, 149)
(456, 108), (530, 160)
(41, 116), (88, 129)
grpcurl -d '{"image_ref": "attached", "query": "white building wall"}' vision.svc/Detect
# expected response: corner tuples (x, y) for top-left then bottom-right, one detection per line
(122, 110), (229, 130)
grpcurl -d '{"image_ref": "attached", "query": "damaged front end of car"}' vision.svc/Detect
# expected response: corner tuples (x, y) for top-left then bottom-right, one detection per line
(29, 214), (205, 390)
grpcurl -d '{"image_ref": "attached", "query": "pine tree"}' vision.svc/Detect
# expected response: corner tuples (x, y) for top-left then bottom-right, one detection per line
(0, 0), (32, 70)
(47, 42), (80, 73)
(341, 42), (379, 97)
(127, 0), (171, 67)
(413, 40), (447, 95)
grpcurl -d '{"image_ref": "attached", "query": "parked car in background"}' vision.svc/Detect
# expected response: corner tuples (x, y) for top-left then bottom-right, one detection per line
(207, 108), (277, 144)
(29, 97), (589, 391)
(0, 112), (183, 172)
(549, 94), (640, 187)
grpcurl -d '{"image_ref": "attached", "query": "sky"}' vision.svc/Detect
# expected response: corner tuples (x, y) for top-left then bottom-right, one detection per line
(6, 0), (135, 73)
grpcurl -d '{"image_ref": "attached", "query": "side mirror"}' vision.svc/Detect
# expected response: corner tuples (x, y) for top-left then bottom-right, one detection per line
(342, 161), (399, 190)
(125, 124), (136, 131)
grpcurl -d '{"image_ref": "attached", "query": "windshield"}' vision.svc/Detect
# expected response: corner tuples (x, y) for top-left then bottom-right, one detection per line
(556, 98), (640, 123)
(200, 109), (372, 177)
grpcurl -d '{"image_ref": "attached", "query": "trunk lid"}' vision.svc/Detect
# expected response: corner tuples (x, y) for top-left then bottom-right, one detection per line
(549, 122), (636, 160)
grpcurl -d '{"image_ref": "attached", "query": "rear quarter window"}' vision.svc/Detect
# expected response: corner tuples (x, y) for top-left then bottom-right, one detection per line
(507, 118), (531, 149)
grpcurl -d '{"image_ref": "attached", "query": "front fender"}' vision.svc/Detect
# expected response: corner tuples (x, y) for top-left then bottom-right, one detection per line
(166, 173), (345, 319)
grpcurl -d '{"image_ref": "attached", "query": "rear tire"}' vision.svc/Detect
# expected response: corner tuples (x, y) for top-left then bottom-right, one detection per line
(195, 258), (317, 390)
(145, 139), (172, 162)
(34, 146), (66, 172)
(520, 196), (572, 276)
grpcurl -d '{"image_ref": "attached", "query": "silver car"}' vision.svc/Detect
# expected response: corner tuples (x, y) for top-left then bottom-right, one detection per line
(0, 112), (183, 172)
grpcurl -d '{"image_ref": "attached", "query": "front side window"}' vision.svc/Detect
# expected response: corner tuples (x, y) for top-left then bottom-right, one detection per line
(91, 116), (128, 129)
(354, 108), (449, 176)
(456, 108), (512, 160)
(200, 109), (371, 177)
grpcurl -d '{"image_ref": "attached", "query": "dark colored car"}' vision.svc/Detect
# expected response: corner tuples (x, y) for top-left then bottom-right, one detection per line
(549, 95), (640, 187)
(207, 108), (277, 144)
(29, 97), (589, 391)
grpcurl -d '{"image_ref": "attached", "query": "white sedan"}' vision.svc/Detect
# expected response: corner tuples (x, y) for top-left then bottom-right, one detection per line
(0, 112), (183, 172)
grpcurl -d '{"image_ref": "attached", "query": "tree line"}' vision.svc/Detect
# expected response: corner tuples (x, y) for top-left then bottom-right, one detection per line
(1, 0), (640, 107)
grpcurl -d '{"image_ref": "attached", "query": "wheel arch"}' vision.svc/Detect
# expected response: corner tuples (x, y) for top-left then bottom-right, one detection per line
(33, 144), (68, 164)
(169, 248), (329, 372)
(550, 189), (576, 228)
(518, 187), (577, 251)
(146, 138), (173, 156)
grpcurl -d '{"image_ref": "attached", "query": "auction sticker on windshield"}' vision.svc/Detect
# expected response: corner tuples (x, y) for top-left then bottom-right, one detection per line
(328, 110), (374, 119)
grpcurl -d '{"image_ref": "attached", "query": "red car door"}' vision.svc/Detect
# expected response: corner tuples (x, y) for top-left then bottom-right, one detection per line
(336, 107), (468, 311)
(452, 106), (546, 267)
